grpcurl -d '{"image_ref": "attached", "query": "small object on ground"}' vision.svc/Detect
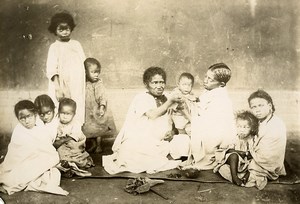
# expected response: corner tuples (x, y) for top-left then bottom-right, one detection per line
(183, 168), (201, 179)
(198, 188), (214, 193)
(167, 173), (182, 178)
(124, 177), (164, 195)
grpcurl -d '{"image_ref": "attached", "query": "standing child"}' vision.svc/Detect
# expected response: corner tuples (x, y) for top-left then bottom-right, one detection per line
(0, 100), (67, 195)
(82, 58), (117, 153)
(55, 98), (94, 177)
(184, 63), (236, 170)
(213, 111), (259, 186)
(167, 73), (198, 160)
(34, 94), (58, 143)
(47, 12), (86, 125)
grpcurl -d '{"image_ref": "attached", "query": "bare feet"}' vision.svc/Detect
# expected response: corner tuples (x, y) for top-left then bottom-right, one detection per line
(232, 176), (243, 186)
(241, 171), (250, 184)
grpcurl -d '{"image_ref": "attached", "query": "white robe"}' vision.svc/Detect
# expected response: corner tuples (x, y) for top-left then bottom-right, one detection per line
(187, 87), (237, 170)
(103, 92), (180, 174)
(46, 39), (86, 125)
(245, 114), (286, 190)
(0, 123), (68, 195)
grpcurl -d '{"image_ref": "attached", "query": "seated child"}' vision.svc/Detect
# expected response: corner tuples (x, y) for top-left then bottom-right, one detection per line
(0, 100), (67, 195)
(82, 58), (117, 153)
(167, 73), (199, 160)
(34, 94), (58, 143)
(213, 111), (259, 186)
(55, 98), (94, 177)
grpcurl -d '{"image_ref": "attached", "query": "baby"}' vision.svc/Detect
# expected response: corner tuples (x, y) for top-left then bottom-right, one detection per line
(55, 98), (94, 177)
(167, 73), (199, 160)
(214, 111), (259, 186)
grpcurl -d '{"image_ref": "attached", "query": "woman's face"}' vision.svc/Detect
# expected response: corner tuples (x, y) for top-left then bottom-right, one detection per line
(249, 97), (272, 121)
(146, 74), (165, 97)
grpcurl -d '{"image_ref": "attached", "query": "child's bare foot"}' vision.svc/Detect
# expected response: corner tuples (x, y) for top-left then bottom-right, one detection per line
(232, 176), (243, 186)
(242, 171), (250, 184)
(94, 146), (102, 153)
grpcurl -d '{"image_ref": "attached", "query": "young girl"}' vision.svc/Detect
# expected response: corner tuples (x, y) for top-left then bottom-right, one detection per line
(34, 94), (58, 143)
(55, 98), (94, 177)
(82, 58), (117, 153)
(47, 12), (86, 125)
(0, 100), (68, 195)
(213, 111), (259, 186)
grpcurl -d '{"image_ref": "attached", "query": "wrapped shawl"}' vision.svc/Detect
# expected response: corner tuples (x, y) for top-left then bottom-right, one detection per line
(245, 114), (286, 190)
(0, 123), (68, 195)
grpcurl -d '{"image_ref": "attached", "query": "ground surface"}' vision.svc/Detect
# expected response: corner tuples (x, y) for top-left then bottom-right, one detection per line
(0, 133), (299, 204)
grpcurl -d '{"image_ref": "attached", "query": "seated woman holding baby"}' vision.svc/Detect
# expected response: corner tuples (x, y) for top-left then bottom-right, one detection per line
(103, 67), (183, 174)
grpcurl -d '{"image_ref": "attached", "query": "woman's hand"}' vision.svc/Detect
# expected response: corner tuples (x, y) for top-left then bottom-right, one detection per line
(169, 93), (184, 104)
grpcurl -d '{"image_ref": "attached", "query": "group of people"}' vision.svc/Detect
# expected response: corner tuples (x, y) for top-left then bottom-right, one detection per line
(103, 65), (287, 191)
(0, 11), (287, 196)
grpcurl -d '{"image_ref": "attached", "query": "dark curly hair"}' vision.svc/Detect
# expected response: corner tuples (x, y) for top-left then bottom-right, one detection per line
(48, 12), (76, 34)
(143, 66), (166, 86)
(14, 100), (36, 118)
(236, 110), (259, 136)
(208, 63), (231, 84)
(34, 94), (55, 114)
(84, 58), (101, 71)
(179, 72), (194, 86)
(58, 98), (77, 113)
(248, 89), (275, 113)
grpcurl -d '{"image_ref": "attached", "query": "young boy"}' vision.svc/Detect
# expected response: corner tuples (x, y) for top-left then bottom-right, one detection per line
(184, 63), (236, 170)
(167, 73), (198, 160)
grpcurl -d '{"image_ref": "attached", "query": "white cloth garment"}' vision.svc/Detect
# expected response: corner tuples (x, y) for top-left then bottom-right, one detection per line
(186, 87), (237, 170)
(103, 92), (180, 174)
(245, 114), (286, 190)
(46, 39), (86, 125)
(0, 123), (68, 195)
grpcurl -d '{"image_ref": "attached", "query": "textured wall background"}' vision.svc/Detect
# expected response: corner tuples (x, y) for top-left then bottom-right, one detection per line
(0, 0), (299, 90)
(0, 0), (299, 140)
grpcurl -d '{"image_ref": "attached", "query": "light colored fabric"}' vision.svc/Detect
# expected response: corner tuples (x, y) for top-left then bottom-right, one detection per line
(0, 123), (68, 195)
(56, 120), (93, 168)
(169, 134), (190, 159)
(245, 115), (286, 190)
(82, 80), (117, 138)
(46, 39), (86, 125)
(103, 92), (180, 174)
(186, 87), (237, 170)
(213, 136), (255, 182)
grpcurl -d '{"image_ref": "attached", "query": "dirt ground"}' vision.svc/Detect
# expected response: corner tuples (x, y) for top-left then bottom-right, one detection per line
(0, 133), (300, 204)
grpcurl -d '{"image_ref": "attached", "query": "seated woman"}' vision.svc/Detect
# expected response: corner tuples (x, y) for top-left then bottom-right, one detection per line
(244, 89), (286, 190)
(0, 100), (68, 195)
(103, 67), (183, 174)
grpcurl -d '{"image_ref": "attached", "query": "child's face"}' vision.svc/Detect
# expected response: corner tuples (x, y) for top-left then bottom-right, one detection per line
(86, 64), (100, 82)
(18, 109), (36, 129)
(236, 119), (251, 139)
(59, 105), (75, 124)
(39, 106), (54, 124)
(249, 98), (272, 121)
(203, 70), (222, 90)
(178, 77), (193, 95)
(56, 23), (71, 41)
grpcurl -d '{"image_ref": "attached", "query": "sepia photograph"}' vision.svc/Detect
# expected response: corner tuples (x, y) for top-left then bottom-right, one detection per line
(0, 0), (299, 203)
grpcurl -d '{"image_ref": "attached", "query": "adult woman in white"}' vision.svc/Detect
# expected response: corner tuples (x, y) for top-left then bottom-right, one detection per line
(103, 67), (183, 174)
